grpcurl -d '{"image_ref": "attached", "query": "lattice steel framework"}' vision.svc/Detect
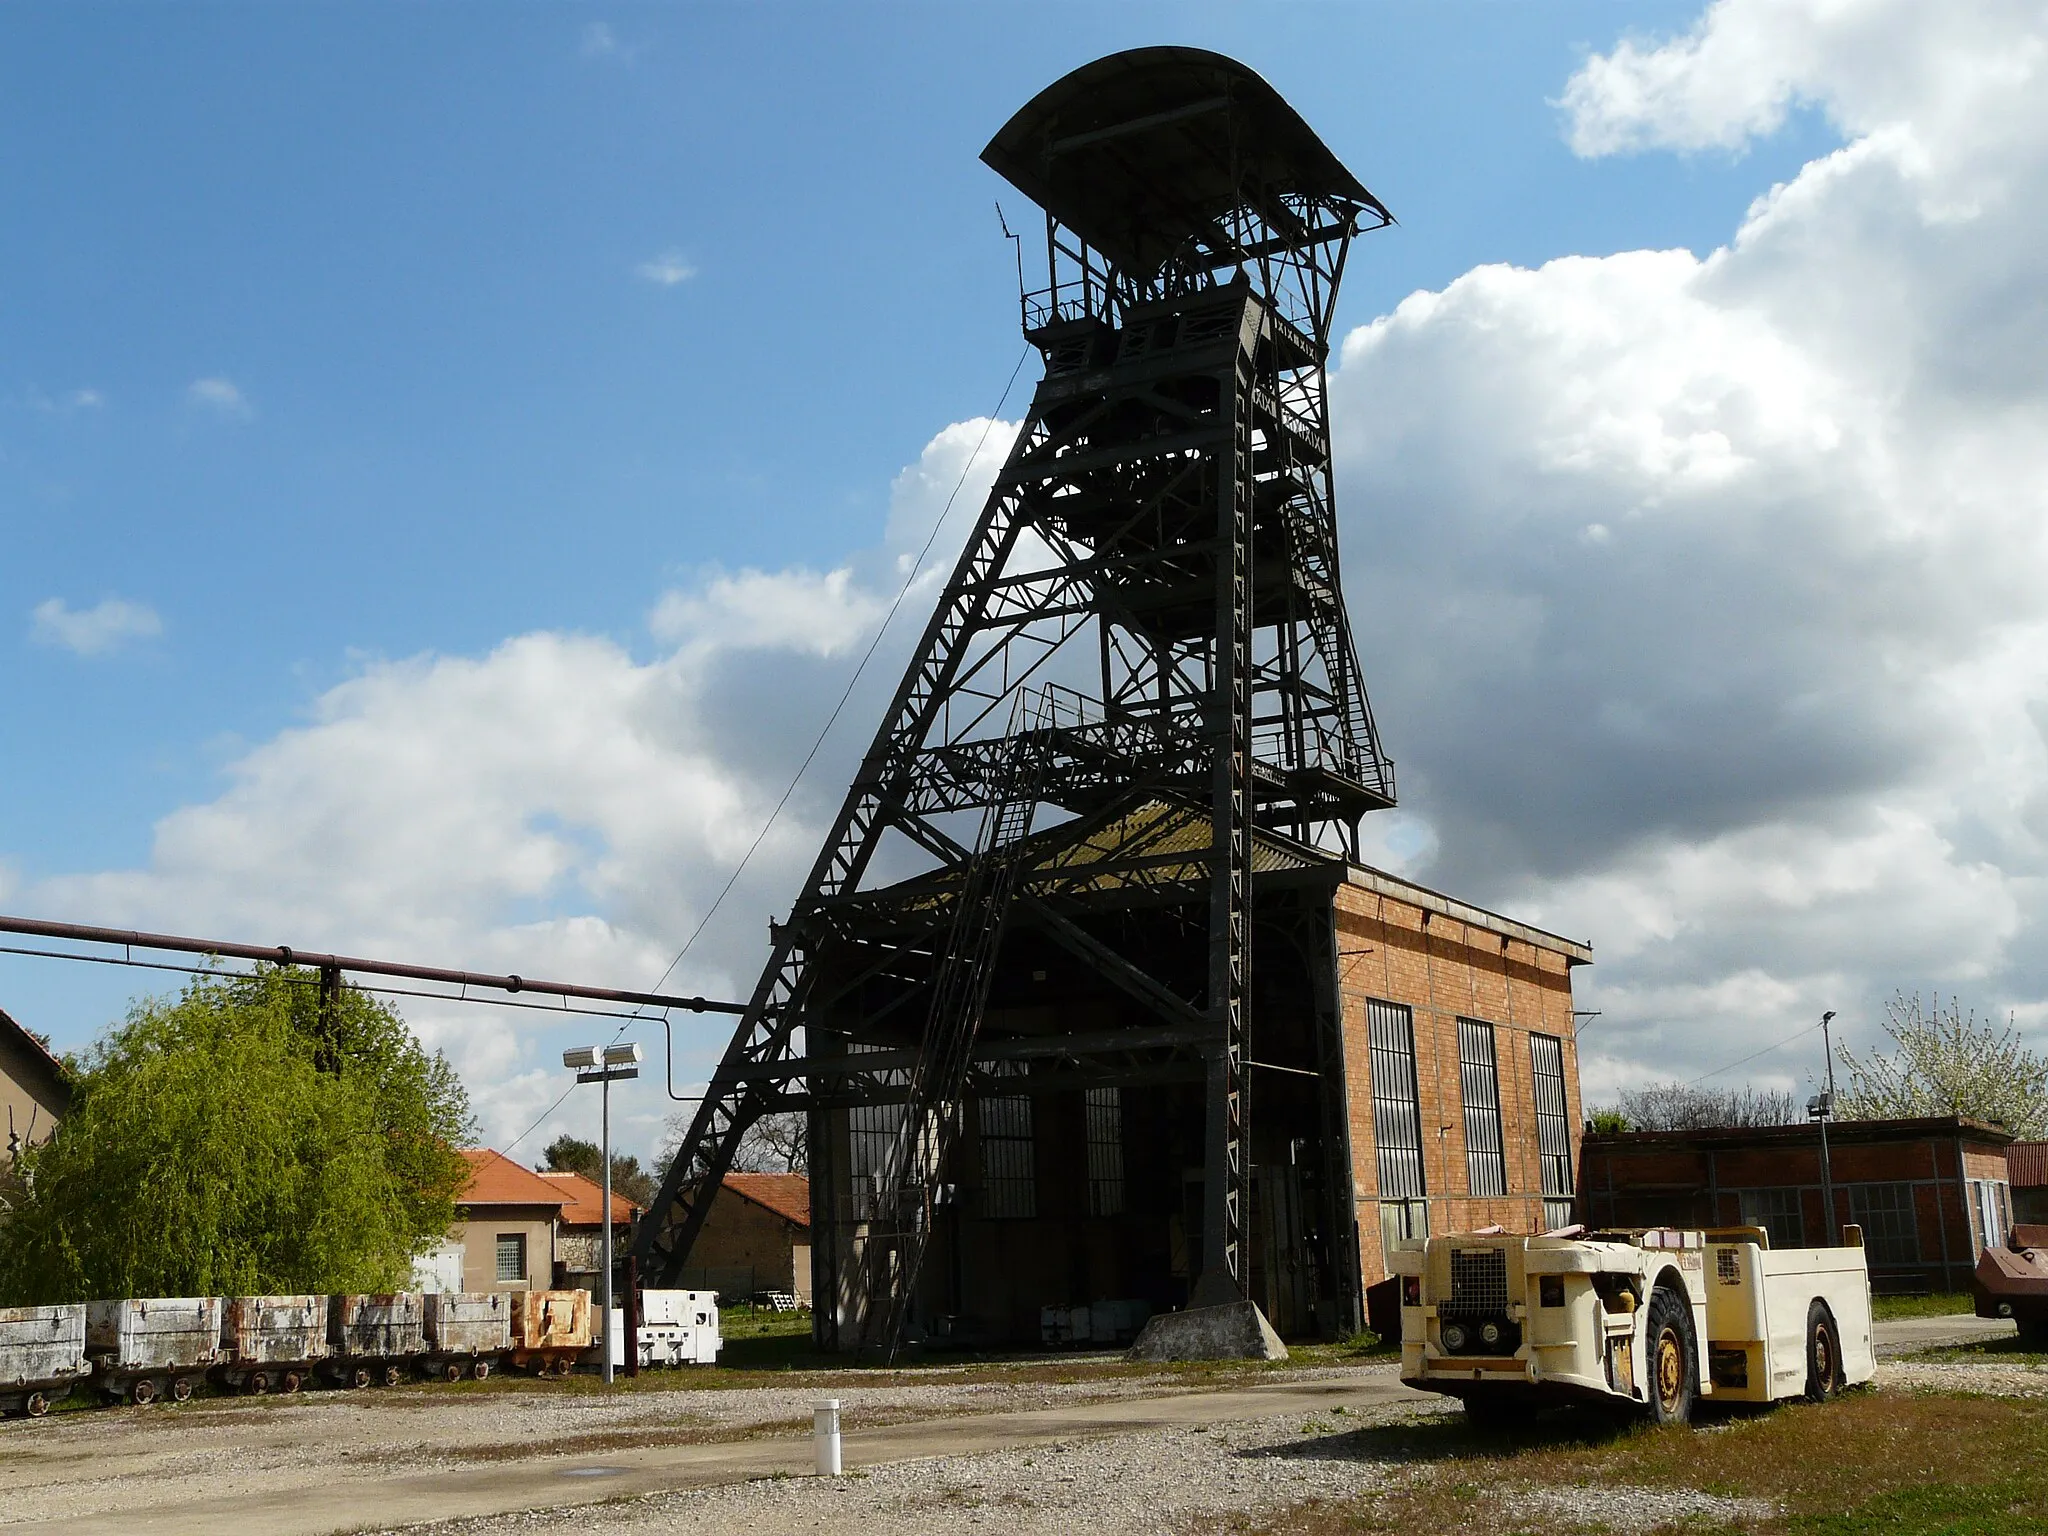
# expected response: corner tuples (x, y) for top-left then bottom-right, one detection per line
(634, 47), (1396, 1347)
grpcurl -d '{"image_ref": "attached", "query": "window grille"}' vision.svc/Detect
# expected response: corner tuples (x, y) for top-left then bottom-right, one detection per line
(494, 1233), (526, 1283)
(978, 1067), (1035, 1219)
(1738, 1186), (1805, 1250)
(1542, 1199), (1576, 1232)
(1847, 1182), (1920, 1266)
(1529, 1033), (1574, 1198)
(1458, 1018), (1507, 1197)
(1367, 999), (1426, 1201)
(1085, 1086), (1125, 1217)
(1971, 1179), (2009, 1254)
(846, 1042), (909, 1221)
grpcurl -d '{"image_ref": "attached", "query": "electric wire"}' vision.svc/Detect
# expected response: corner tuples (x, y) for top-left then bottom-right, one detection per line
(1683, 1016), (1831, 1088)
(515, 346), (1034, 1154)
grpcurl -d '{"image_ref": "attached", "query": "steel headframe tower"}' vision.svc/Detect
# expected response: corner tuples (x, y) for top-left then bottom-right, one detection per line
(635, 47), (1395, 1349)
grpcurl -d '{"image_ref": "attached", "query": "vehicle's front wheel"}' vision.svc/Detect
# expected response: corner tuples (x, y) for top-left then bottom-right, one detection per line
(1644, 1286), (1698, 1426)
(1804, 1300), (1842, 1402)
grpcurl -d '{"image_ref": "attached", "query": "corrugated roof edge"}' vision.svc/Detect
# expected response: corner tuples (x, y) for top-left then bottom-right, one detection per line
(1344, 863), (1594, 964)
(1586, 1114), (2017, 1149)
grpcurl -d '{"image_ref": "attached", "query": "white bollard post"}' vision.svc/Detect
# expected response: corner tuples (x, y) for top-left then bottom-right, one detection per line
(813, 1398), (843, 1476)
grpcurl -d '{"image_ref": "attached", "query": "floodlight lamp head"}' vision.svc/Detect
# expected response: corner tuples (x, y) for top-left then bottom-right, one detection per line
(602, 1042), (642, 1067)
(1822, 1010), (1837, 1025)
(562, 1045), (600, 1071)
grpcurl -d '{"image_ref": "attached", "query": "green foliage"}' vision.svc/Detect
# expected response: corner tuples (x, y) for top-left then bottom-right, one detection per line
(540, 1134), (659, 1208)
(1584, 1107), (1632, 1134)
(0, 967), (473, 1304)
(1838, 991), (2048, 1136)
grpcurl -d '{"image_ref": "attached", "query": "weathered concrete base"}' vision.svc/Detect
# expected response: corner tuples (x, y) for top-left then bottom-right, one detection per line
(1124, 1300), (1288, 1363)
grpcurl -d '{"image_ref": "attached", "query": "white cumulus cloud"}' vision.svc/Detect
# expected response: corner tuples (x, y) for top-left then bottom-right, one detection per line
(187, 376), (252, 419)
(30, 597), (164, 657)
(635, 251), (697, 287)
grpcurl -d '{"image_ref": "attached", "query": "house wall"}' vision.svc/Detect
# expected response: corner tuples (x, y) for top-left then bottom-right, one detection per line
(455, 1206), (558, 1292)
(1581, 1127), (2013, 1290)
(1, 1033), (65, 1152)
(1334, 881), (1586, 1289)
(690, 1188), (808, 1300)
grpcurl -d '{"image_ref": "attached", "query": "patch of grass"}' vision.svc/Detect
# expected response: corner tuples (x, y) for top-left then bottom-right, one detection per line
(1909, 1332), (2048, 1366)
(1871, 1291), (1975, 1321)
(1241, 1390), (2048, 1536)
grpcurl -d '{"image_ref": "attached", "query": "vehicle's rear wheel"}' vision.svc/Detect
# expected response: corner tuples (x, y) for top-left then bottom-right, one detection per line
(1644, 1286), (1698, 1426)
(1804, 1300), (1841, 1402)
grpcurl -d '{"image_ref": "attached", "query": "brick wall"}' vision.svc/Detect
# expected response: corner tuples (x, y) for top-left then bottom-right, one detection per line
(691, 1185), (809, 1299)
(1334, 879), (1587, 1288)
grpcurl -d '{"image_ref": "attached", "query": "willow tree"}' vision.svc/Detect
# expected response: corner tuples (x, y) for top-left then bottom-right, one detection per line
(0, 968), (473, 1304)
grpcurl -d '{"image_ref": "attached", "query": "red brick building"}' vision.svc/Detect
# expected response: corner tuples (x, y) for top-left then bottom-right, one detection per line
(683, 1173), (813, 1306)
(1334, 870), (1590, 1285)
(2011, 1141), (2047, 1225)
(1580, 1116), (2015, 1292)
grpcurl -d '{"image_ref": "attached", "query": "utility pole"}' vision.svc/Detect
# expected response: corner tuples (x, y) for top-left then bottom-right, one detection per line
(565, 1042), (642, 1384)
(1809, 1011), (1838, 1245)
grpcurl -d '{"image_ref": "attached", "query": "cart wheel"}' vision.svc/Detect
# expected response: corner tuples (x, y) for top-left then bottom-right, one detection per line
(130, 1378), (160, 1408)
(168, 1377), (193, 1404)
(442, 1361), (464, 1383)
(381, 1365), (403, 1389)
(471, 1360), (490, 1382)
(281, 1372), (303, 1394)
(346, 1366), (372, 1391)
(25, 1391), (50, 1418)
(1804, 1300), (1841, 1402)
(552, 1356), (574, 1378)
(1644, 1286), (1698, 1426)
(246, 1372), (272, 1396)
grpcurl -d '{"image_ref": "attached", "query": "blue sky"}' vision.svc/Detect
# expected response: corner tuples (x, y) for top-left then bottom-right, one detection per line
(10, 1), (2041, 1158)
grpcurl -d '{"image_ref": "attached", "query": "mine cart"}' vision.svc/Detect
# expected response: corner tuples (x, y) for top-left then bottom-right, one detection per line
(1392, 1226), (1875, 1426)
(421, 1291), (510, 1381)
(1, 1304), (90, 1417)
(508, 1289), (590, 1376)
(85, 1297), (226, 1405)
(325, 1294), (429, 1388)
(1973, 1223), (2048, 1346)
(216, 1295), (331, 1394)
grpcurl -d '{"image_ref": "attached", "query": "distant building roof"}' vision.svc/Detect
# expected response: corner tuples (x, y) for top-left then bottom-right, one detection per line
(724, 1172), (811, 1230)
(537, 1169), (639, 1227)
(1584, 1114), (2016, 1153)
(2012, 1141), (2048, 1189)
(459, 1147), (571, 1209)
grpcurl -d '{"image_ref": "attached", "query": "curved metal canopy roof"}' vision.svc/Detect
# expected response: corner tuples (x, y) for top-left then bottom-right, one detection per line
(982, 47), (1389, 280)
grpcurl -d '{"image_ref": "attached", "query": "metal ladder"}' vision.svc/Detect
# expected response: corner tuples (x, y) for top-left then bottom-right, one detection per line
(854, 693), (1052, 1360)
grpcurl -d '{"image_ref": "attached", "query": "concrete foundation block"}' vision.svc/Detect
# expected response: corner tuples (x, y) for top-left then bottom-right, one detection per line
(1123, 1300), (1288, 1362)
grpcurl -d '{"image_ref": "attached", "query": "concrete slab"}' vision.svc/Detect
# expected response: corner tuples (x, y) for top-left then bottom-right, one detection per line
(1126, 1302), (1288, 1363)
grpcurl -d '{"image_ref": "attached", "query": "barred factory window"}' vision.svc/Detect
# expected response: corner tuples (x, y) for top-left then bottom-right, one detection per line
(978, 1066), (1036, 1219)
(1848, 1182), (1921, 1266)
(495, 1233), (526, 1284)
(1739, 1186), (1805, 1250)
(1529, 1033), (1574, 1206)
(1368, 999), (1426, 1201)
(1085, 1086), (1125, 1216)
(1458, 1018), (1507, 1198)
(846, 1042), (909, 1221)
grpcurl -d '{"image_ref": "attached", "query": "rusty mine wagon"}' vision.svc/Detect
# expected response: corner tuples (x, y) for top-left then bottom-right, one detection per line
(84, 1297), (227, 1406)
(421, 1291), (511, 1381)
(1392, 1226), (1875, 1426)
(326, 1293), (431, 1388)
(508, 1290), (590, 1377)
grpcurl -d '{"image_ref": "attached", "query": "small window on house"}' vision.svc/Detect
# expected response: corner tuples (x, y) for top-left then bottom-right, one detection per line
(1848, 1182), (1921, 1265)
(1367, 999), (1426, 1202)
(1458, 1018), (1507, 1197)
(1529, 1033), (1574, 1200)
(1085, 1086), (1125, 1216)
(978, 1067), (1036, 1219)
(1971, 1179), (2009, 1253)
(495, 1233), (526, 1283)
(1739, 1186), (1805, 1249)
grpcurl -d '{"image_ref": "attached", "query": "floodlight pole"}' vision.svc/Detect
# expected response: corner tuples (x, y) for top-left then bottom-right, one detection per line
(565, 1043), (641, 1385)
(1816, 1011), (1838, 1244)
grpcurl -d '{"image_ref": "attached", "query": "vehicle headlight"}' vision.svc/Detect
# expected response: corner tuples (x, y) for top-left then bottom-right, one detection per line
(1442, 1322), (1467, 1351)
(1481, 1321), (1501, 1346)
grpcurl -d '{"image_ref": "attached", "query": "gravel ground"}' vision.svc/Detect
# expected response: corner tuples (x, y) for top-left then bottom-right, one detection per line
(1877, 1358), (2048, 1397)
(371, 1397), (1451, 1536)
(1501, 1483), (1778, 1533)
(0, 1369), (1270, 1527)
